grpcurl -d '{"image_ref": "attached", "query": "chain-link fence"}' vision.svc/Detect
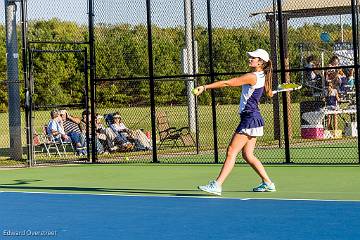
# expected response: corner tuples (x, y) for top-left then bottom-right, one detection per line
(279, 0), (359, 164)
(1, 0), (359, 166)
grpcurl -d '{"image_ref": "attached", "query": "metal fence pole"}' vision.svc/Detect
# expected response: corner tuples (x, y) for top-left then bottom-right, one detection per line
(184, 0), (196, 133)
(147, 0), (158, 163)
(277, 0), (291, 164)
(351, 0), (360, 164)
(5, 0), (23, 161)
(206, 0), (219, 164)
(20, 0), (32, 166)
(88, 0), (96, 163)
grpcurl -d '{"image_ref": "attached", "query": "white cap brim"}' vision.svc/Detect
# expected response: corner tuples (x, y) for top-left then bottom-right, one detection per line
(247, 49), (270, 62)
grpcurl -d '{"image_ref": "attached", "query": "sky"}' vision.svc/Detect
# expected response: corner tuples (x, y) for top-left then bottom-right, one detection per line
(0, 0), (351, 29)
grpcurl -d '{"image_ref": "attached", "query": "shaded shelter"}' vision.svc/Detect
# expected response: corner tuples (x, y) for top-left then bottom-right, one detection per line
(252, 0), (359, 141)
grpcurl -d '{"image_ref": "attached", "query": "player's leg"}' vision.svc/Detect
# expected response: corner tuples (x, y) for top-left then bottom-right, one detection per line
(327, 115), (332, 130)
(198, 133), (248, 196)
(242, 137), (271, 183)
(216, 133), (249, 185)
(242, 137), (276, 192)
(334, 114), (338, 130)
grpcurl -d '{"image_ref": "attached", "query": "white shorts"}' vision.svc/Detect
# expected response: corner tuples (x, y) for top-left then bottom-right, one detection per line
(238, 126), (264, 137)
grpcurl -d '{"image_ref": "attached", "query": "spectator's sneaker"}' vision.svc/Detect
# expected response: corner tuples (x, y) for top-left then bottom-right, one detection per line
(198, 180), (222, 196)
(253, 182), (276, 192)
(123, 142), (134, 150)
(109, 146), (119, 152)
(76, 151), (86, 156)
(98, 150), (109, 155)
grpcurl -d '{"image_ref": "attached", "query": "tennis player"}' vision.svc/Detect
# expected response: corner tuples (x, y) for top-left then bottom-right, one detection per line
(194, 49), (276, 195)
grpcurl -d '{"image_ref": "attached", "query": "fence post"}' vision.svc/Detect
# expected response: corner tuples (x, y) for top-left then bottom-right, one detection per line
(20, 0), (33, 166)
(276, 0), (291, 164)
(5, 0), (23, 161)
(88, 0), (96, 163)
(206, 0), (219, 164)
(146, 0), (158, 163)
(350, 0), (360, 164)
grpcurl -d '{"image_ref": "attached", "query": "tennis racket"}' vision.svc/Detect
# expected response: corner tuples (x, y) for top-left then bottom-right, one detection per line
(272, 83), (302, 94)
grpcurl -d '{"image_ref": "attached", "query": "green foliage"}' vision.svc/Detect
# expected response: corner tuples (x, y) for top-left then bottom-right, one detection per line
(25, 19), (88, 106)
(0, 25), (7, 112)
(0, 19), (351, 110)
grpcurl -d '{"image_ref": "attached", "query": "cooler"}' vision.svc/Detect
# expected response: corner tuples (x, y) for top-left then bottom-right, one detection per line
(301, 125), (324, 139)
(324, 130), (343, 139)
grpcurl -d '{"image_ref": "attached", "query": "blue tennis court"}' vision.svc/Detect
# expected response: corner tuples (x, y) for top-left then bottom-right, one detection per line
(1, 191), (359, 240)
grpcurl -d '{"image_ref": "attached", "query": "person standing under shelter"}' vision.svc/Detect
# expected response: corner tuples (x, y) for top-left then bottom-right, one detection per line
(325, 82), (340, 131)
(326, 55), (340, 88)
(346, 68), (355, 91)
(305, 55), (319, 83)
(305, 54), (322, 95)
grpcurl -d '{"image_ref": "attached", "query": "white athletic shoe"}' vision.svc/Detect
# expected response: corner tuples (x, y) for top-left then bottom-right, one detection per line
(253, 182), (276, 192)
(198, 180), (222, 196)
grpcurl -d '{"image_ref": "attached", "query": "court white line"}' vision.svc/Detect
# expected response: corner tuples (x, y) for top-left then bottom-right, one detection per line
(1, 190), (360, 202)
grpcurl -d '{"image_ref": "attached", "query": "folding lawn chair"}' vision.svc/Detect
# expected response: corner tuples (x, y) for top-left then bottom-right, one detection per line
(43, 125), (74, 157)
(155, 111), (195, 149)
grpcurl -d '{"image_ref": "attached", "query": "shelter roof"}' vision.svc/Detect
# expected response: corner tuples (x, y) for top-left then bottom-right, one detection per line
(252, 0), (355, 18)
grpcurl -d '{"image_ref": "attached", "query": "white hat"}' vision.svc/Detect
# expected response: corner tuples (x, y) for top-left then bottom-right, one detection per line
(247, 49), (270, 62)
(59, 110), (67, 115)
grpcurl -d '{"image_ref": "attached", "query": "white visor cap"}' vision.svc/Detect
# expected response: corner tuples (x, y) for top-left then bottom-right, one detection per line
(247, 49), (270, 62)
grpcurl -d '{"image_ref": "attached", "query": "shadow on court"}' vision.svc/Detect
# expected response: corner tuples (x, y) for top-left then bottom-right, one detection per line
(1, 179), (43, 185)
(0, 183), (211, 197)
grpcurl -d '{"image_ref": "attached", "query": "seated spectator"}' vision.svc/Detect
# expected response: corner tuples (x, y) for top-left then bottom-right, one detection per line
(79, 110), (106, 154)
(95, 114), (118, 153)
(59, 110), (86, 156)
(47, 109), (70, 142)
(132, 129), (153, 151)
(108, 113), (134, 150)
(109, 112), (152, 151)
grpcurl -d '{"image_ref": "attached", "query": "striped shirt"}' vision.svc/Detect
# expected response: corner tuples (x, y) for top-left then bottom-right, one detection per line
(63, 120), (81, 134)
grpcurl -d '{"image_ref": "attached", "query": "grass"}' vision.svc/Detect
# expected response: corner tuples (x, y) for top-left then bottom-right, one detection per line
(0, 103), (300, 150)
(0, 103), (358, 164)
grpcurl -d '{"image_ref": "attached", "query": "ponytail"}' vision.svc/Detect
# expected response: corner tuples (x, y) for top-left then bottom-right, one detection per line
(263, 60), (273, 97)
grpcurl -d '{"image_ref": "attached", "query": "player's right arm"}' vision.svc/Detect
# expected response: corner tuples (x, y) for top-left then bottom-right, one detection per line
(193, 73), (256, 96)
